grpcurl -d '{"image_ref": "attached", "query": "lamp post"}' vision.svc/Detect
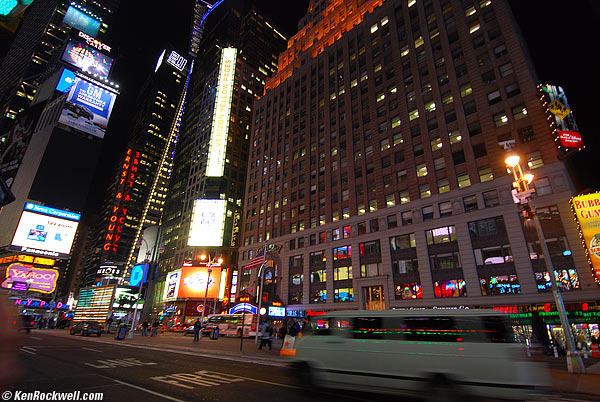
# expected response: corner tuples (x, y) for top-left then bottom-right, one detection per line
(504, 149), (585, 374)
(199, 252), (223, 335)
(129, 241), (152, 339)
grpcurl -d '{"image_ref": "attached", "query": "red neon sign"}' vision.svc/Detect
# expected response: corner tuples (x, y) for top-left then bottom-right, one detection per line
(558, 130), (583, 148)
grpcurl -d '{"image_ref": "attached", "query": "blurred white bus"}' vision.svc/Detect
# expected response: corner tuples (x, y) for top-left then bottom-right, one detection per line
(202, 313), (257, 337)
(289, 309), (549, 401)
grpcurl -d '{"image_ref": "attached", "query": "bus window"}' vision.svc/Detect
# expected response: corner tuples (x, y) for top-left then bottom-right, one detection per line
(352, 317), (384, 339)
(403, 317), (458, 342)
(483, 316), (512, 343)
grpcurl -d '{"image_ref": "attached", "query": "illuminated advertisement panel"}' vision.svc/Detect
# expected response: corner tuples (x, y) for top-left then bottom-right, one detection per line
(56, 68), (77, 93)
(63, 6), (101, 37)
(188, 199), (226, 247)
(541, 84), (584, 154)
(58, 76), (117, 139)
(163, 269), (181, 301)
(177, 266), (222, 299)
(61, 38), (113, 79)
(129, 264), (148, 287)
(2, 263), (59, 293)
(572, 193), (600, 284)
(206, 47), (237, 177)
(10, 203), (81, 259)
(73, 285), (115, 322)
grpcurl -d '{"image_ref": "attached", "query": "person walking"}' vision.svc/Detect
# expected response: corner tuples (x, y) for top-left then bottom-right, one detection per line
(150, 319), (159, 337)
(258, 322), (273, 350)
(106, 316), (113, 334)
(193, 318), (201, 342)
(141, 320), (149, 336)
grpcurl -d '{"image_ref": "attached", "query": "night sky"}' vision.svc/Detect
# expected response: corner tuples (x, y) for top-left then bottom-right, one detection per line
(1, 0), (598, 217)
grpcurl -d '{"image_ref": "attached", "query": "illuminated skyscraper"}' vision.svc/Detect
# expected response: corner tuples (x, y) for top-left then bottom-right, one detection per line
(237, 0), (596, 317)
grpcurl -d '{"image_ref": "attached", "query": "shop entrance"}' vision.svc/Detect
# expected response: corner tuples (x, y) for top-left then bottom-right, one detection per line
(364, 286), (385, 310)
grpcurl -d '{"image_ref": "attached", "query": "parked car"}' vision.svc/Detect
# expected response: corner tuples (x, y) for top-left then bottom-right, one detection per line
(69, 321), (103, 336)
(183, 325), (195, 336)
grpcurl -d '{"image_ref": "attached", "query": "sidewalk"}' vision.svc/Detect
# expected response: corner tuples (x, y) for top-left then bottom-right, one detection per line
(41, 329), (287, 366)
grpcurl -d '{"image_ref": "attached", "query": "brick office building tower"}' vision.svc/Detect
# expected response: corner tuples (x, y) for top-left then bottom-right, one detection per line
(238, 0), (597, 317)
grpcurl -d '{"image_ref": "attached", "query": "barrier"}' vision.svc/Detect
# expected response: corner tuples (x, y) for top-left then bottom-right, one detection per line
(280, 334), (296, 356)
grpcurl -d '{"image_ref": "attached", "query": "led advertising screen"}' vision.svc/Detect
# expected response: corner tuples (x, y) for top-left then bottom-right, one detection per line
(58, 76), (117, 139)
(73, 285), (115, 322)
(163, 269), (181, 301)
(188, 199), (227, 247)
(572, 193), (600, 283)
(177, 266), (222, 299)
(2, 263), (59, 294)
(62, 6), (101, 37)
(129, 264), (148, 287)
(56, 68), (77, 93)
(10, 203), (81, 259)
(206, 47), (237, 177)
(61, 38), (113, 79)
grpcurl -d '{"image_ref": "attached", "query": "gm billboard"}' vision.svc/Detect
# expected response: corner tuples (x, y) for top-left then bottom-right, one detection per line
(58, 77), (117, 139)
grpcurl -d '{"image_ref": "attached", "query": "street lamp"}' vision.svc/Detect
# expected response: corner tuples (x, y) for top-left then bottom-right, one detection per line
(199, 253), (223, 333)
(505, 149), (585, 374)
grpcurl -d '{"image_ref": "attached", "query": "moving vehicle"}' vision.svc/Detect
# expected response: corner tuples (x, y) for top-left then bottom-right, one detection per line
(201, 313), (257, 337)
(69, 321), (103, 336)
(289, 310), (549, 401)
(13, 315), (35, 333)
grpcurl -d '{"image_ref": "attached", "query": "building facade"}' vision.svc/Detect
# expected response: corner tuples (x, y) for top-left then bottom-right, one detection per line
(238, 0), (598, 315)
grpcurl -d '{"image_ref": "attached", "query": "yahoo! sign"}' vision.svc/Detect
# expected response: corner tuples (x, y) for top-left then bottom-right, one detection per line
(4, 263), (59, 293)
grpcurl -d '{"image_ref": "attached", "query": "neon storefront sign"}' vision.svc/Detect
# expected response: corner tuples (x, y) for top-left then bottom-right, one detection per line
(4, 263), (59, 293)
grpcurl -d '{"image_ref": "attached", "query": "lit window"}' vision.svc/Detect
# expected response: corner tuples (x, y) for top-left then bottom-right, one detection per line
(469, 23), (481, 34)
(391, 116), (402, 129)
(478, 167), (493, 182)
(424, 100), (436, 112)
(409, 109), (419, 121)
(370, 24), (378, 33)
(465, 5), (477, 16)
(376, 92), (386, 102)
(438, 178), (450, 193)
(457, 173), (471, 188)
(381, 16), (389, 26)
(399, 190), (410, 204)
(414, 36), (424, 48)
(460, 83), (472, 97)
(430, 137), (443, 151)
(419, 184), (431, 199)
(512, 104), (528, 120)
(449, 130), (462, 144)
(527, 152), (544, 169)
(493, 112), (509, 127)
(386, 194), (396, 207)
(416, 163), (428, 177)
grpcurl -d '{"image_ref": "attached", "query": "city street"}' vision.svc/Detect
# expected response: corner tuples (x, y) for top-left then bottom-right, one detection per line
(3, 330), (599, 402)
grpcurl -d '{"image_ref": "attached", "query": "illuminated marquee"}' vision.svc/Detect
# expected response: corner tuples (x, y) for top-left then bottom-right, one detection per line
(0, 254), (55, 266)
(103, 149), (140, 255)
(77, 31), (112, 53)
(206, 47), (237, 177)
(166, 50), (187, 71)
(3, 263), (59, 293)
(572, 193), (600, 284)
(188, 199), (227, 247)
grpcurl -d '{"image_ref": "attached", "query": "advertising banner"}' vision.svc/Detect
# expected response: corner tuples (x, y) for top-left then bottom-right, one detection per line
(58, 76), (117, 139)
(0, 113), (36, 188)
(73, 285), (115, 322)
(62, 6), (101, 37)
(56, 68), (77, 93)
(163, 269), (181, 301)
(10, 203), (81, 259)
(2, 263), (59, 293)
(187, 199), (226, 247)
(178, 266), (222, 299)
(572, 193), (600, 283)
(61, 38), (113, 79)
(129, 264), (148, 287)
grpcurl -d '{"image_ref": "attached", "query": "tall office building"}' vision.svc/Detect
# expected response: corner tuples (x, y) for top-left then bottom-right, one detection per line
(80, 48), (191, 286)
(155, 0), (286, 319)
(237, 0), (596, 320)
(0, 0), (120, 300)
(0, 0), (118, 133)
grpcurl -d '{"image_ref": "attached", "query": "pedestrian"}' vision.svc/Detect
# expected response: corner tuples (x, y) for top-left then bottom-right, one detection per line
(151, 319), (159, 337)
(258, 322), (273, 350)
(141, 320), (149, 336)
(193, 318), (201, 342)
(279, 324), (287, 339)
(106, 316), (113, 334)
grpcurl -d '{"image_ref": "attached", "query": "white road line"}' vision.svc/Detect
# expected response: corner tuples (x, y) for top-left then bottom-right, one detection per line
(20, 348), (36, 355)
(30, 336), (42, 340)
(112, 379), (187, 402)
(82, 347), (102, 352)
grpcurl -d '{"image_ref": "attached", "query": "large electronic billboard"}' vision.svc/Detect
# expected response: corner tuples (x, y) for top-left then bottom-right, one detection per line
(10, 203), (81, 259)
(58, 76), (117, 139)
(187, 199), (226, 247)
(61, 38), (113, 79)
(178, 266), (222, 299)
(62, 6), (101, 37)
(572, 193), (600, 284)
(163, 269), (182, 301)
(2, 263), (59, 294)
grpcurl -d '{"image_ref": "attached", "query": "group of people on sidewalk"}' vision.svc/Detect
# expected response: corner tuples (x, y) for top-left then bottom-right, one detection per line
(140, 319), (159, 336)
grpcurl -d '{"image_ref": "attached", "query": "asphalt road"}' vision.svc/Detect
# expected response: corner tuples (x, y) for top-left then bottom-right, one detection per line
(5, 332), (408, 402)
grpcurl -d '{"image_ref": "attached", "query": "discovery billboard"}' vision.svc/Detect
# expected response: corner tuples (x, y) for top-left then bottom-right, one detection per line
(61, 38), (113, 79)
(58, 76), (117, 139)
(10, 202), (81, 259)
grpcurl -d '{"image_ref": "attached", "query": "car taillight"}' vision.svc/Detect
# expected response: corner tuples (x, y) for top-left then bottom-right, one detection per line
(12, 321), (16, 325)
(251, 324), (256, 331)
(30, 321), (35, 326)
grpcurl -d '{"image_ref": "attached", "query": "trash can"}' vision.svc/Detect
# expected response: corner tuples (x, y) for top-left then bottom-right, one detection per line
(210, 327), (219, 340)
(115, 324), (128, 340)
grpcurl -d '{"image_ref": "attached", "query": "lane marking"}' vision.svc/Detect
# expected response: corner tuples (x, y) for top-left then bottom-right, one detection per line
(85, 357), (157, 369)
(82, 347), (102, 352)
(112, 379), (186, 402)
(30, 336), (42, 340)
(20, 348), (36, 355)
(150, 370), (245, 389)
